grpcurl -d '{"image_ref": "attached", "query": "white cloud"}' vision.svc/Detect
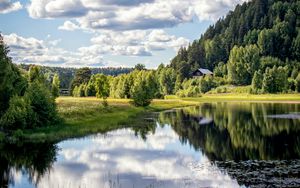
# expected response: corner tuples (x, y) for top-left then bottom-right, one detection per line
(28, 0), (87, 18)
(30, 0), (247, 31)
(87, 29), (189, 56)
(58, 21), (80, 31)
(0, 0), (22, 14)
(3, 33), (106, 67)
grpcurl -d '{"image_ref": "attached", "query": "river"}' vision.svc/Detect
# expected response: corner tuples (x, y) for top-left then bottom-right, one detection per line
(1, 102), (300, 188)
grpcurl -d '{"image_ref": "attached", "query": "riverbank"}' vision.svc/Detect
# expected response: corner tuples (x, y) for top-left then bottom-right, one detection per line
(10, 94), (300, 142)
(20, 97), (199, 142)
(167, 93), (300, 103)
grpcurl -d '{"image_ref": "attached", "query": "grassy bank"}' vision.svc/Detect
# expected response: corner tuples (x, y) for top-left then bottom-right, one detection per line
(166, 93), (300, 102)
(16, 94), (300, 142)
(21, 97), (199, 142)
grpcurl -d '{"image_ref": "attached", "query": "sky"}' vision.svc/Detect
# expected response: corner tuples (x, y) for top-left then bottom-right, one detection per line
(0, 0), (247, 68)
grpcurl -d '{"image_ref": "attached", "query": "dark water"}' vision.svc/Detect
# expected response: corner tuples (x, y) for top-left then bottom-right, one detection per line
(1, 102), (300, 188)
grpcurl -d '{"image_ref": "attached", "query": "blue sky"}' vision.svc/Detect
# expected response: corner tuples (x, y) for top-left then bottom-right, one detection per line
(0, 0), (246, 68)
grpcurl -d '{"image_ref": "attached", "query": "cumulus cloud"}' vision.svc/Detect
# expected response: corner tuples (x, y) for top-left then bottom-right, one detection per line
(0, 0), (22, 14)
(58, 21), (80, 31)
(85, 29), (189, 57)
(3, 33), (106, 67)
(30, 0), (247, 31)
(28, 0), (88, 19)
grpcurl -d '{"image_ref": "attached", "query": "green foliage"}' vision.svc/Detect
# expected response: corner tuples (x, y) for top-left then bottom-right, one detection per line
(51, 74), (60, 98)
(0, 72), (58, 131)
(227, 45), (260, 85)
(25, 81), (58, 128)
(251, 70), (263, 93)
(0, 96), (32, 130)
(159, 68), (176, 95)
(134, 63), (146, 70)
(170, 0), (298, 81)
(28, 65), (45, 83)
(94, 74), (110, 100)
(296, 73), (300, 92)
(199, 75), (216, 93)
(213, 62), (227, 77)
(130, 71), (155, 106)
(262, 66), (288, 93)
(176, 78), (201, 98)
(72, 84), (86, 97)
(259, 56), (283, 72)
(85, 81), (96, 97)
(0, 35), (59, 132)
(0, 35), (27, 114)
(70, 67), (91, 92)
(176, 75), (218, 97)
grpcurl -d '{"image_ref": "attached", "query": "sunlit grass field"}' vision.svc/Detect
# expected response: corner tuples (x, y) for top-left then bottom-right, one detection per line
(22, 94), (299, 142)
(23, 97), (199, 142)
(166, 93), (300, 102)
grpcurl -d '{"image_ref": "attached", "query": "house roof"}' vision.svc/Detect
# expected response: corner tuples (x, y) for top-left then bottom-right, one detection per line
(196, 68), (213, 75)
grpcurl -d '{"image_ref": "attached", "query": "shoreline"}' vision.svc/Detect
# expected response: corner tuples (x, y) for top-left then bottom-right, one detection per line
(2, 95), (299, 143)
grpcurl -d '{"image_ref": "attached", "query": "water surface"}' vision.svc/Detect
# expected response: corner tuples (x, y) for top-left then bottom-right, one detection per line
(1, 102), (300, 188)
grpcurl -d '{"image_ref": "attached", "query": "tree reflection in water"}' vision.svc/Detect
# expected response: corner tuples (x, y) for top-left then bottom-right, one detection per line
(158, 102), (300, 186)
(0, 142), (57, 187)
(1, 102), (299, 188)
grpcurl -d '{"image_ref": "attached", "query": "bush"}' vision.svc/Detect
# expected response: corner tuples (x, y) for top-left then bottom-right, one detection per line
(296, 73), (300, 92)
(251, 70), (263, 93)
(25, 81), (58, 128)
(131, 72), (154, 107)
(262, 66), (288, 93)
(0, 96), (32, 130)
(199, 76), (216, 93)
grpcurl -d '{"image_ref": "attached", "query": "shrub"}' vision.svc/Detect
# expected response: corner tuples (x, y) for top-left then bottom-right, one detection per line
(25, 81), (58, 128)
(0, 96), (32, 130)
(262, 66), (288, 93)
(131, 72), (154, 106)
(296, 73), (300, 92)
(251, 70), (263, 93)
(199, 76), (216, 93)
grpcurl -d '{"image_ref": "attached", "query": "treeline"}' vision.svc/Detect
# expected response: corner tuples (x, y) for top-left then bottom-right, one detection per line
(70, 65), (182, 106)
(19, 64), (133, 89)
(0, 35), (60, 134)
(168, 0), (299, 94)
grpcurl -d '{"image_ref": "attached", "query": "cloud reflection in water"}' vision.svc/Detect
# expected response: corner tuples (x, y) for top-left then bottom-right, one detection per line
(32, 125), (239, 188)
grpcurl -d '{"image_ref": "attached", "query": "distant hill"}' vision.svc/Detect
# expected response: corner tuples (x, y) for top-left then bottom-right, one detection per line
(170, 0), (299, 78)
(19, 64), (133, 88)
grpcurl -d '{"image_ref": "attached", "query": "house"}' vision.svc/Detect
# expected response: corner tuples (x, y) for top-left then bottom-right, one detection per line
(192, 68), (213, 78)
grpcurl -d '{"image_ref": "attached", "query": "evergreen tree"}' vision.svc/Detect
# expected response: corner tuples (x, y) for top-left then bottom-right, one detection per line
(51, 74), (60, 98)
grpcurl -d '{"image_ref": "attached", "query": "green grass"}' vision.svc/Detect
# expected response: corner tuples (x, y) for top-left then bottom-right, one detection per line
(19, 93), (300, 142)
(185, 93), (300, 102)
(21, 97), (199, 142)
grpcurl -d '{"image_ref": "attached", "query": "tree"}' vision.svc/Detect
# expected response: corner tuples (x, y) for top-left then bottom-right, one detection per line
(131, 71), (154, 106)
(134, 64), (146, 71)
(296, 73), (300, 93)
(227, 45), (260, 85)
(94, 74), (110, 106)
(259, 56), (283, 72)
(213, 62), (227, 77)
(28, 65), (45, 83)
(199, 76), (216, 93)
(159, 68), (176, 95)
(262, 66), (288, 93)
(51, 74), (60, 98)
(70, 67), (91, 92)
(251, 70), (263, 93)
(0, 34), (27, 114)
(0, 34), (59, 131)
